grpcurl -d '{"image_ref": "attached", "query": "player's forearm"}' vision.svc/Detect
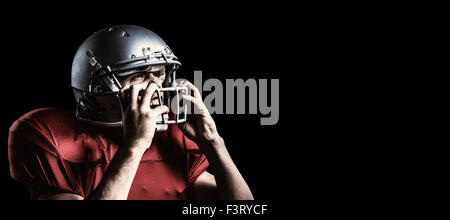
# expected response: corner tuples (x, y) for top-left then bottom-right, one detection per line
(84, 145), (146, 200)
(202, 137), (254, 200)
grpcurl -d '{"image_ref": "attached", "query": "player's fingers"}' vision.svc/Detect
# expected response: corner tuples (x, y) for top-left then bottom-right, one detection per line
(181, 94), (199, 105)
(151, 105), (169, 116)
(119, 84), (131, 108)
(181, 81), (201, 98)
(130, 83), (148, 110)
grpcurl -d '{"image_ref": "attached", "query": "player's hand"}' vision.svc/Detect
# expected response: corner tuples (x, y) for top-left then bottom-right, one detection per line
(119, 79), (169, 152)
(177, 80), (222, 148)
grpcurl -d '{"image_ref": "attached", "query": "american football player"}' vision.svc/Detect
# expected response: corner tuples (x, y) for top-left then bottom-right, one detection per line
(8, 25), (253, 200)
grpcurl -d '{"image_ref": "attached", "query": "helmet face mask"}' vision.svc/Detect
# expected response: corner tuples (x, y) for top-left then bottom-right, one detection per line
(71, 25), (187, 130)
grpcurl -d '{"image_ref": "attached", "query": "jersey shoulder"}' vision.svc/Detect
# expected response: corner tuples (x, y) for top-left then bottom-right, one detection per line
(10, 107), (106, 163)
(13, 107), (75, 126)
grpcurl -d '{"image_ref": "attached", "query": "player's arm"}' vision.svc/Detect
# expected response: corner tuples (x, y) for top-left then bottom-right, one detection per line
(38, 143), (149, 200)
(39, 193), (84, 200)
(83, 145), (153, 200)
(189, 171), (217, 200)
(179, 80), (253, 200)
(190, 137), (253, 200)
(39, 80), (167, 200)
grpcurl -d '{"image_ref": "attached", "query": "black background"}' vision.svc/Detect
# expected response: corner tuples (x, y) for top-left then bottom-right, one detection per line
(2, 3), (300, 202)
(1, 2), (414, 218)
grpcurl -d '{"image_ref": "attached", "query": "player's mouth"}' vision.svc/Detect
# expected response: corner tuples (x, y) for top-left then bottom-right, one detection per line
(150, 93), (163, 107)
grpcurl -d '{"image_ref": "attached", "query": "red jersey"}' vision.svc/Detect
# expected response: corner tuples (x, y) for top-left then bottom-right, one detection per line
(8, 108), (209, 200)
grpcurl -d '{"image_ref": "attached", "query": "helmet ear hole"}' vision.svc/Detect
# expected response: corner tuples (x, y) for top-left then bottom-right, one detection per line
(75, 91), (123, 126)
